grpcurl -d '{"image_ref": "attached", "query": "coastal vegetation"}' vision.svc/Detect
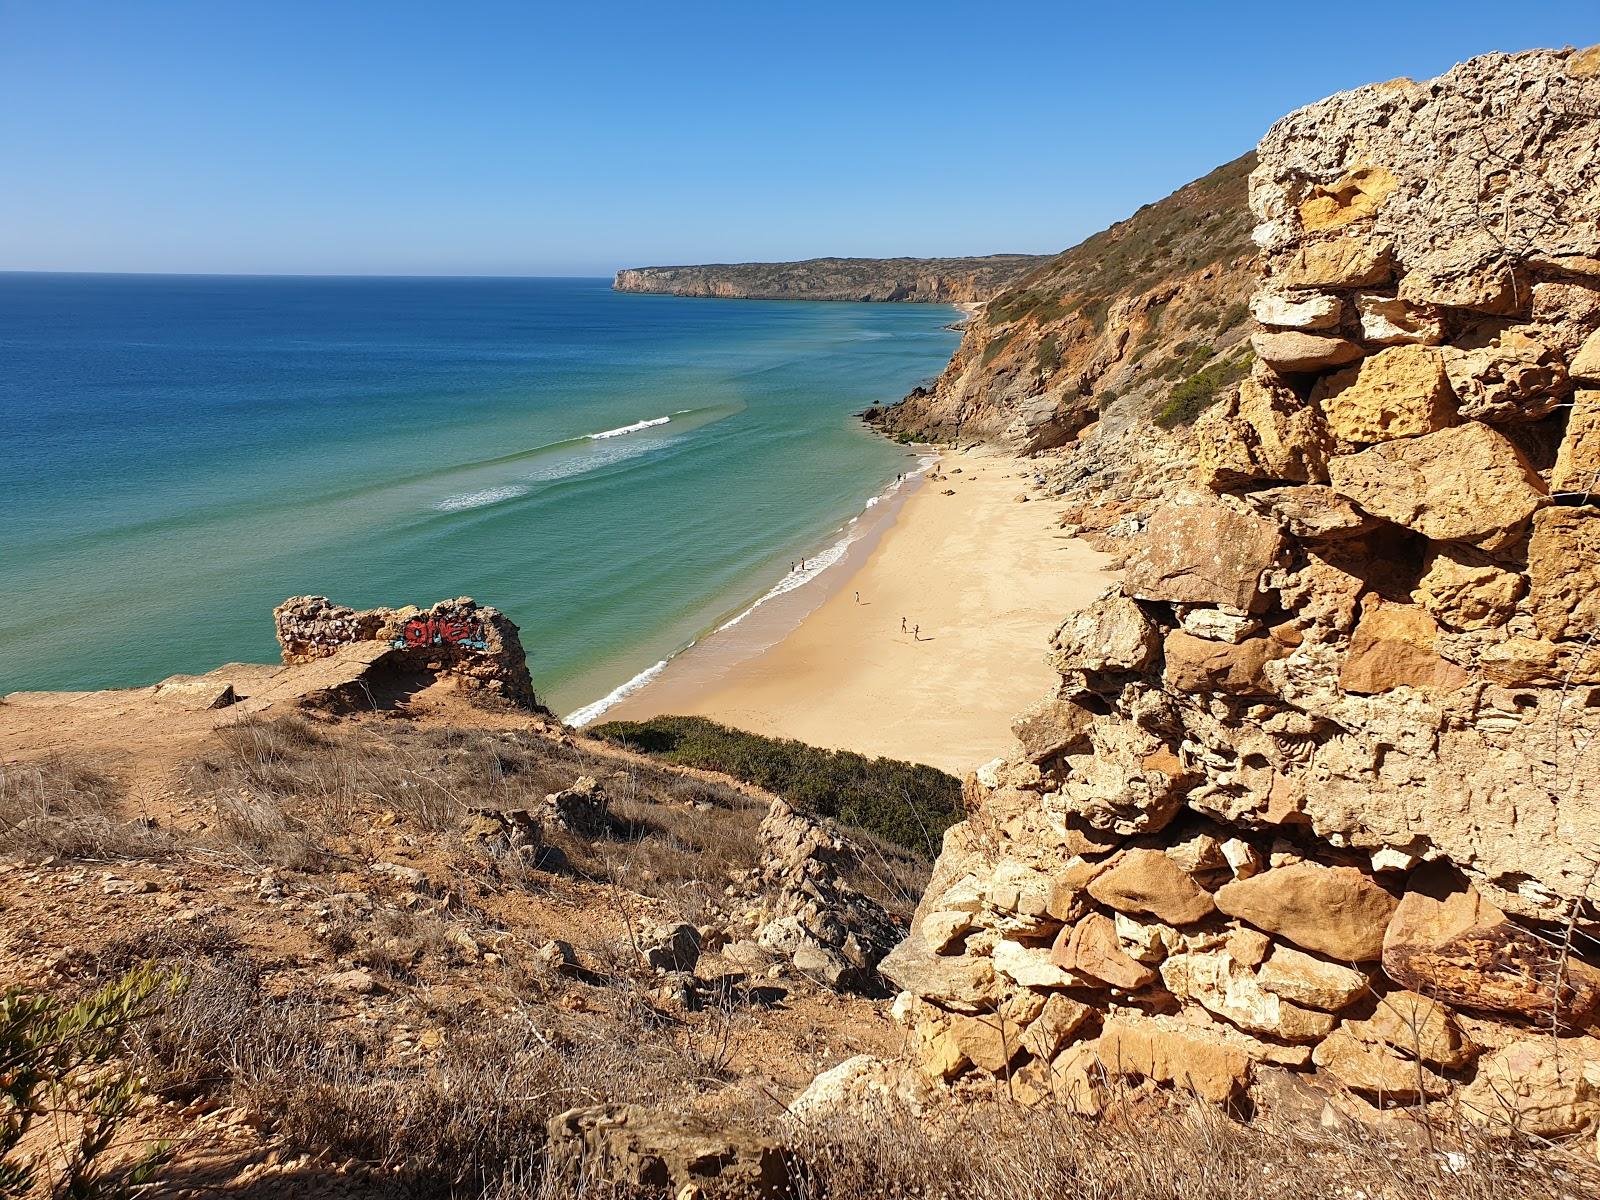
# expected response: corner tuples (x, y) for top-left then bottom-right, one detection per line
(590, 715), (963, 856)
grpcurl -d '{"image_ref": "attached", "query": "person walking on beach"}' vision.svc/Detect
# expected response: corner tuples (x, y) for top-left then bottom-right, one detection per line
(900, 617), (907, 633)
(913, 624), (921, 641)
(854, 590), (860, 604)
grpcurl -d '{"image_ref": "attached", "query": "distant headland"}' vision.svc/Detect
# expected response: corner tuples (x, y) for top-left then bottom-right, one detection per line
(613, 254), (1047, 303)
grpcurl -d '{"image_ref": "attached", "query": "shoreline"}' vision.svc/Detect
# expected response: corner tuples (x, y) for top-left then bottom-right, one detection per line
(596, 445), (1114, 775)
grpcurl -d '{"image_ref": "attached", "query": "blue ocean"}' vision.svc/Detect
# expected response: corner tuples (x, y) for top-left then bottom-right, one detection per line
(0, 274), (959, 715)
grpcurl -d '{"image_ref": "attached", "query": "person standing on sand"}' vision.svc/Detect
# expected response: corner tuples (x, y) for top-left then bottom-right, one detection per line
(854, 590), (860, 604)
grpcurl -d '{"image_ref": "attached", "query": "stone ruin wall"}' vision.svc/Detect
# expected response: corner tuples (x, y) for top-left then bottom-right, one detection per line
(272, 594), (541, 709)
(882, 47), (1600, 1128)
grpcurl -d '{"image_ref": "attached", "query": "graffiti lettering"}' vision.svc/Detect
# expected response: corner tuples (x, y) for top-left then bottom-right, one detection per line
(393, 616), (490, 652)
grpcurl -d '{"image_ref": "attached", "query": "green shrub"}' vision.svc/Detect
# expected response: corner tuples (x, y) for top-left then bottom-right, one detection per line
(981, 330), (1017, 365)
(1153, 350), (1254, 429)
(1034, 336), (1062, 375)
(2, 966), (175, 1197)
(588, 716), (962, 856)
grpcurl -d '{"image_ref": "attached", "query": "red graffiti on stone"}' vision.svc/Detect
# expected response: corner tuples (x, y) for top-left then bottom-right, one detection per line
(398, 617), (488, 650)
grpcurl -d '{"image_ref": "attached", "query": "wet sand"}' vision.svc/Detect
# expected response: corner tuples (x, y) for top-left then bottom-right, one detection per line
(602, 447), (1114, 775)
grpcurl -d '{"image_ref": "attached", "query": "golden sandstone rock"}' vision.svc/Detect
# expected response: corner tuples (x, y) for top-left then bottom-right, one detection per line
(1311, 343), (1456, 443)
(1551, 388), (1600, 496)
(1124, 501), (1285, 611)
(1411, 544), (1525, 631)
(1193, 373), (1332, 487)
(1325, 422), (1547, 551)
(1296, 166), (1398, 231)
(1250, 330), (1364, 373)
(1278, 236), (1394, 289)
(1526, 508), (1600, 641)
(1338, 598), (1470, 694)
(1214, 863), (1397, 961)
(1086, 848), (1216, 926)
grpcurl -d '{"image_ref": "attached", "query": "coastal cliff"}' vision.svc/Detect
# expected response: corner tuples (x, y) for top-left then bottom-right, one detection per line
(879, 45), (1600, 1124)
(875, 154), (1258, 451)
(614, 255), (1046, 303)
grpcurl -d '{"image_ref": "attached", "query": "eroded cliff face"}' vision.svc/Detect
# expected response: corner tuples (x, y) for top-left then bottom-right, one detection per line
(882, 46), (1600, 1125)
(613, 256), (1045, 304)
(877, 155), (1259, 452)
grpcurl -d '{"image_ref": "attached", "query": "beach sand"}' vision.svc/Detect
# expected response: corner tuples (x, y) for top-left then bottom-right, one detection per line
(602, 447), (1114, 776)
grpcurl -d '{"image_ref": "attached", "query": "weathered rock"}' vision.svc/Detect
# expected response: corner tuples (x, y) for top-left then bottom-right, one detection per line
(1325, 422), (1547, 551)
(1160, 948), (1339, 1043)
(1087, 848), (1216, 925)
(1572, 327), (1600, 382)
(1346, 990), (1475, 1069)
(742, 801), (903, 995)
(991, 939), (1077, 990)
(1251, 291), (1342, 330)
(879, 936), (999, 1014)
(788, 1054), (930, 1122)
(272, 594), (542, 709)
(1382, 877), (1600, 1026)
(1125, 501), (1285, 612)
(1448, 329), (1570, 424)
(1193, 373), (1333, 487)
(1354, 294), (1444, 346)
(544, 775), (611, 837)
(1011, 695), (1094, 762)
(1048, 591), (1159, 675)
(1311, 1027), (1449, 1102)
(1526, 507), (1600, 641)
(1215, 863), (1397, 961)
(1241, 485), (1379, 542)
(1551, 388), (1600, 497)
(1339, 598), (1470, 694)
(1052, 913), (1157, 990)
(1459, 1039), (1600, 1136)
(1398, 243), (1530, 317)
(1296, 165), (1398, 231)
(545, 1105), (790, 1199)
(640, 922), (702, 973)
(1177, 608), (1262, 644)
(1019, 993), (1093, 1062)
(1276, 237), (1395, 289)
(1312, 344), (1457, 444)
(1412, 545), (1525, 631)
(1251, 330), (1364, 374)
(1164, 629), (1289, 697)
(1097, 1016), (1252, 1103)
(1256, 943), (1371, 1011)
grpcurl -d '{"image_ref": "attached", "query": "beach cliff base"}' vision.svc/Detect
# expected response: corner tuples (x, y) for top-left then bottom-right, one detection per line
(602, 448), (1113, 774)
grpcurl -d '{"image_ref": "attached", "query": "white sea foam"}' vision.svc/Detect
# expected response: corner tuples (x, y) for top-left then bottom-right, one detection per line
(565, 651), (680, 727)
(588, 415), (672, 440)
(435, 484), (530, 512)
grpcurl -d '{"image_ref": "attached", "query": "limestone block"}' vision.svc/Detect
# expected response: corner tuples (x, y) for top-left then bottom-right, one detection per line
(1125, 502), (1285, 612)
(1251, 291), (1343, 329)
(1346, 990), (1475, 1069)
(1251, 330), (1365, 373)
(1049, 591), (1159, 674)
(1164, 629), (1290, 698)
(1572, 326), (1600, 381)
(1526, 507), (1600, 641)
(1311, 1028), (1450, 1102)
(1011, 695), (1094, 763)
(1087, 848), (1217, 926)
(1412, 544), (1525, 631)
(1256, 943), (1371, 1011)
(1325, 422), (1547, 551)
(1214, 862), (1398, 961)
(1311, 344), (1456, 444)
(1193, 372), (1334, 488)
(1339, 599), (1470, 694)
(1443, 329), (1569, 423)
(1460, 1038), (1600, 1136)
(1551, 388), (1600, 496)
(1355, 294), (1444, 346)
(1097, 1016), (1252, 1103)
(1052, 913), (1158, 990)
(1160, 948), (1339, 1043)
(1277, 237), (1395, 289)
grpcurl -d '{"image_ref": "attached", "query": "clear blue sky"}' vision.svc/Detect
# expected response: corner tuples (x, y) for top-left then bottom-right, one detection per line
(3, 1), (1597, 276)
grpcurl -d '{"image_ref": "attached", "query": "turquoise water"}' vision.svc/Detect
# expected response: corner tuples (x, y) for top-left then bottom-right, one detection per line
(0, 274), (958, 714)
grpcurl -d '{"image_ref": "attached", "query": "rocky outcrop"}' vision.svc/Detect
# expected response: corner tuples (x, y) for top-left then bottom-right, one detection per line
(272, 595), (541, 709)
(884, 46), (1600, 1129)
(876, 154), (1259, 452)
(725, 800), (905, 995)
(613, 256), (1045, 304)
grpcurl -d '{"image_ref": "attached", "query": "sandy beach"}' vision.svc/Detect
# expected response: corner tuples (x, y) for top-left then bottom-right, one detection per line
(602, 447), (1113, 775)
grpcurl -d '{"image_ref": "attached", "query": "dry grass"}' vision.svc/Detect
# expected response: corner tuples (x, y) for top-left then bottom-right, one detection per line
(786, 1100), (1598, 1200)
(183, 716), (929, 923)
(0, 756), (170, 861)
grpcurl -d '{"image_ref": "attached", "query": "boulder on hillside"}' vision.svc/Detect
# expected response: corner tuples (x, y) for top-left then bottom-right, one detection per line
(1124, 501), (1286, 613)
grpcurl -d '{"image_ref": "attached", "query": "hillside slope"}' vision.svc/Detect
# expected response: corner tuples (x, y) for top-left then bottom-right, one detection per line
(876, 153), (1258, 451)
(614, 255), (1046, 303)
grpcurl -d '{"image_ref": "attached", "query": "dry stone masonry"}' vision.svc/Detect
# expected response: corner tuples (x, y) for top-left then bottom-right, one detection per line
(883, 47), (1600, 1130)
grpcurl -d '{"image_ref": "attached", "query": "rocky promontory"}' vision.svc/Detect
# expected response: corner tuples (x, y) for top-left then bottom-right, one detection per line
(613, 255), (1046, 304)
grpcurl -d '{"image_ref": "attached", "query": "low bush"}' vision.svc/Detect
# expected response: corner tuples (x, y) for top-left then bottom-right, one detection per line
(588, 716), (961, 858)
(1154, 349), (1254, 429)
(0, 758), (170, 862)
